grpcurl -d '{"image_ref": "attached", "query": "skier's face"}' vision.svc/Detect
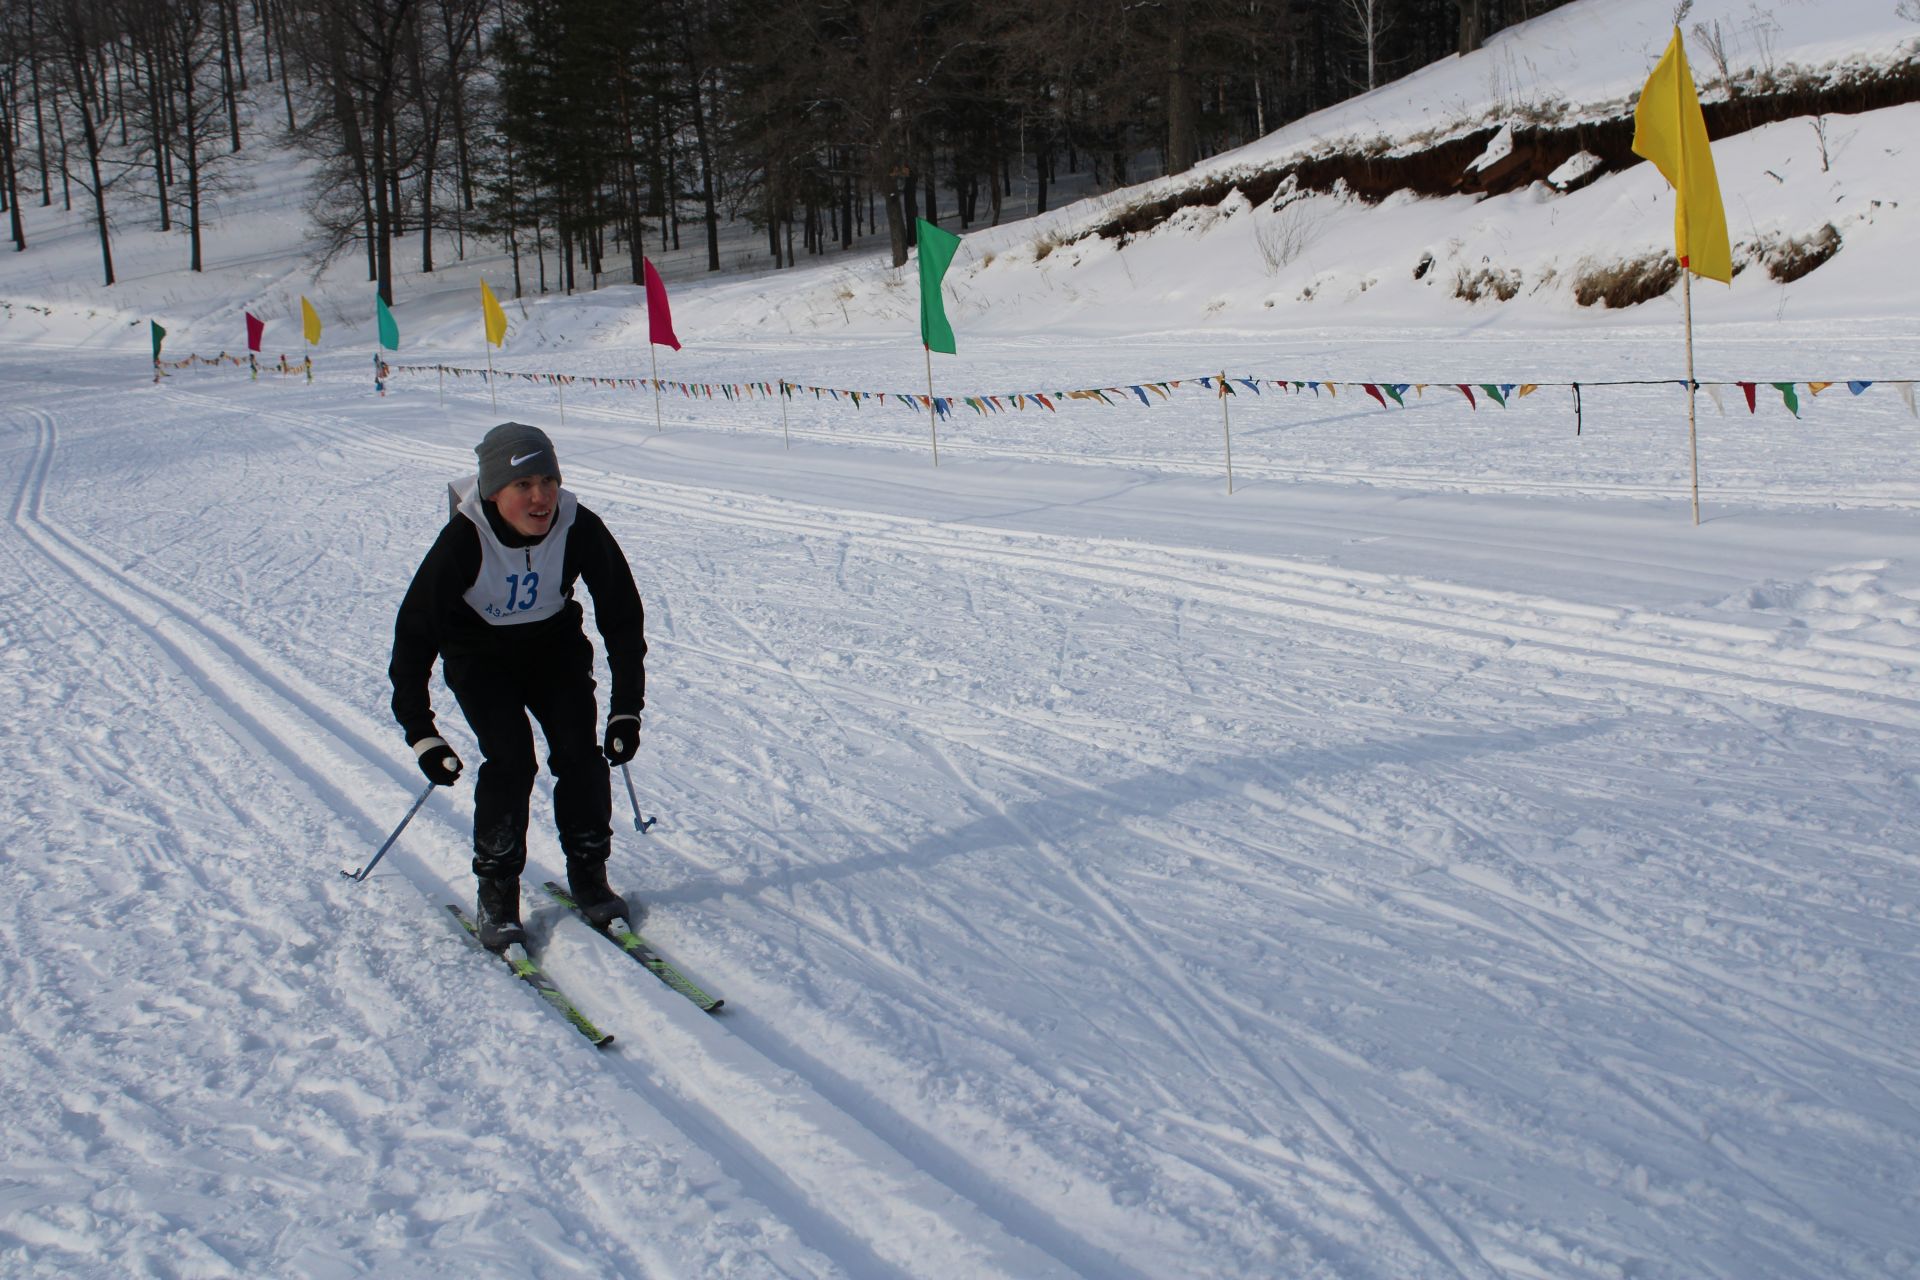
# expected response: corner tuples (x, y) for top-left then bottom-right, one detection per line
(492, 474), (560, 537)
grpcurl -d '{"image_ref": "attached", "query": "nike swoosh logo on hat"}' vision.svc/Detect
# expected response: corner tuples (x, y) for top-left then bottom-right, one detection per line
(509, 451), (543, 466)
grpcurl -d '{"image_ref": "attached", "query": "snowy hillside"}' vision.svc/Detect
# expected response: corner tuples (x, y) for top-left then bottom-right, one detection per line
(5, 1), (1920, 1278)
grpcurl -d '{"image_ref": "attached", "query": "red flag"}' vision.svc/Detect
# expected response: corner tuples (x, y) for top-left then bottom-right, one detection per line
(245, 312), (265, 352)
(642, 259), (681, 351)
(1738, 381), (1757, 413)
(1362, 383), (1388, 409)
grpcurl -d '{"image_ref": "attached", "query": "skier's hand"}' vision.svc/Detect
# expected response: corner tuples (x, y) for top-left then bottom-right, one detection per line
(412, 736), (464, 786)
(603, 714), (641, 765)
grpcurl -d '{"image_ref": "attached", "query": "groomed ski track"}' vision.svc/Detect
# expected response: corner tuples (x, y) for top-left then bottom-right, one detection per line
(5, 392), (1096, 1277)
(6, 353), (1920, 1279)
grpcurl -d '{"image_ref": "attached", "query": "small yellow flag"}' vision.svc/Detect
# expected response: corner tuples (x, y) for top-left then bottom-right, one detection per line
(300, 296), (322, 345)
(480, 279), (508, 347)
(1631, 27), (1731, 284)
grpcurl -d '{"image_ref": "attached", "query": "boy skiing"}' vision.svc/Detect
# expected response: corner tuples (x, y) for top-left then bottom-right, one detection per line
(389, 422), (646, 949)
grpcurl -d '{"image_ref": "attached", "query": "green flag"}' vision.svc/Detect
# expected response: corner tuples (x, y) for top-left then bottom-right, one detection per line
(376, 293), (400, 350)
(150, 320), (166, 361)
(915, 218), (961, 355)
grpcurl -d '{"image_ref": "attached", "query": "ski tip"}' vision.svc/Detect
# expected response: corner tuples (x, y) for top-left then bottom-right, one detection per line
(706, 999), (726, 1014)
(594, 1034), (617, 1049)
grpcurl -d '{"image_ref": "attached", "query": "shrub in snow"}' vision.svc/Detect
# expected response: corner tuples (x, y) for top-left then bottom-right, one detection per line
(1757, 223), (1843, 282)
(1571, 254), (1680, 308)
(1453, 264), (1522, 303)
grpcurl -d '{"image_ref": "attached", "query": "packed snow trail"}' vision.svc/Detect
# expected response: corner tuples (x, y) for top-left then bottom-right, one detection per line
(5, 350), (1920, 1279)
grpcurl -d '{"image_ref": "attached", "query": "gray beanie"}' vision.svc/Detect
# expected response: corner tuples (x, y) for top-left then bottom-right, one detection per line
(475, 422), (558, 498)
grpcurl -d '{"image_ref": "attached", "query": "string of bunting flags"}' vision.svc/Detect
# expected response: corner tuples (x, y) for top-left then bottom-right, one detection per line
(154, 350), (314, 379)
(147, 345), (1918, 426)
(370, 361), (1917, 425)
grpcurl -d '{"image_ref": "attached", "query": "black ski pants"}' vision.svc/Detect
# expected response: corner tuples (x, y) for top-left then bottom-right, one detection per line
(444, 628), (612, 880)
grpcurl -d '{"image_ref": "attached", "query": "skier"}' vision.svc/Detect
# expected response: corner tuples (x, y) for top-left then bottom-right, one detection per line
(389, 422), (647, 949)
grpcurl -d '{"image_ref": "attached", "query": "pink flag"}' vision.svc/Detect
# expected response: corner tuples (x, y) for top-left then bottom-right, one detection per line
(642, 259), (681, 350)
(245, 312), (265, 352)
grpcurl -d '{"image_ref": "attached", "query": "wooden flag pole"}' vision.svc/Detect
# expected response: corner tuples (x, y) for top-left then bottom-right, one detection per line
(1220, 370), (1235, 495)
(651, 346), (662, 432)
(1683, 268), (1701, 525)
(926, 344), (940, 466)
(486, 346), (497, 409)
(779, 379), (791, 450)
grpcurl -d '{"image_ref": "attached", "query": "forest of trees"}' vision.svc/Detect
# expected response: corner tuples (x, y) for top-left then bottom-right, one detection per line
(0, 0), (1577, 297)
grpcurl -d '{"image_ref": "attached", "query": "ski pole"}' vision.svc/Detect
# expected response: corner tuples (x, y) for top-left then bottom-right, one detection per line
(342, 781), (436, 881)
(620, 763), (657, 834)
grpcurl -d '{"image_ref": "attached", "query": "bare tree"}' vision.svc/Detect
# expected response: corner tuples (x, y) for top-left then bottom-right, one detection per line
(51, 0), (114, 284)
(1341, 0), (1396, 90)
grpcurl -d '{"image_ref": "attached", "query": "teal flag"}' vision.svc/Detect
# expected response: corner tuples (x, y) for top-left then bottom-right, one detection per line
(915, 218), (961, 355)
(150, 320), (166, 361)
(376, 293), (400, 350)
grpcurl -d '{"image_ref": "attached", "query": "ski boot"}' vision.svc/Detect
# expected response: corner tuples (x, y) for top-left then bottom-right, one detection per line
(474, 876), (528, 950)
(566, 856), (633, 928)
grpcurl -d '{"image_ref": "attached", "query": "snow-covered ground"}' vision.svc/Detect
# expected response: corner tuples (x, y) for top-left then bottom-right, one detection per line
(5, 1), (1920, 1277)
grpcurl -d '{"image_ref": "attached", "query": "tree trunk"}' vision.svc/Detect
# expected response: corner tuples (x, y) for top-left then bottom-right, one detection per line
(63, 54), (113, 284)
(683, 60), (720, 271)
(182, 42), (203, 271)
(1458, 0), (1488, 56)
(217, 0), (240, 150)
(27, 1), (51, 204)
(884, 181), (906, 267)
(1166, 24), (1197, 173)
(1, 93), (25, 249)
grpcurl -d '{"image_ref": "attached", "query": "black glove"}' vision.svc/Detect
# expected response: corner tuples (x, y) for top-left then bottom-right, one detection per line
(603, 714), (641, 765)
(412, 736), (463, 786)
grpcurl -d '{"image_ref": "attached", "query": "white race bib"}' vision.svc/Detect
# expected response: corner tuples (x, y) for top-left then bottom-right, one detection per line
(449, 475), (577, 626)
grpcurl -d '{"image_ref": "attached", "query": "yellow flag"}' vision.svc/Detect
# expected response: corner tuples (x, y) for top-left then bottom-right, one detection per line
(480, 279), (508, 347)
(300, 296), (322, 345)
(1631, 27), (1731, 284)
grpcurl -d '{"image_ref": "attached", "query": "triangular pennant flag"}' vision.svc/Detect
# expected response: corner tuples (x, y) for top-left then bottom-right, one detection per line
(1808, 381), (1833, 396)
(1386, 384), (1409, 405)
(643, 258), (682, 350)
(1129, 385), (1150, 406)
(301, 297), (322, 345)
(1738, 381), (1757, 412)
(1362, 383), (1387, 409)
(1517, 384), (1540, 398)
(1702, 383), (1725, 415)
(1898, 383), (1917, 417)
(480, 279), (508, 347)
(1772, 382), (1800, 417)
(1479, 384), (1508, 407)
(1848, 380), (1873, 395)
(1455, 384), (1477, 409)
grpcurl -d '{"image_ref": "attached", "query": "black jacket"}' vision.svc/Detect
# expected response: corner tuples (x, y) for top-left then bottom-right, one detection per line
(389, 496), (645, 743)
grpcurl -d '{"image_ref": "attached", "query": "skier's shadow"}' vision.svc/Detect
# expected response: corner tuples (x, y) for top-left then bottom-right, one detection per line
(646, 715), (1618, 908)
